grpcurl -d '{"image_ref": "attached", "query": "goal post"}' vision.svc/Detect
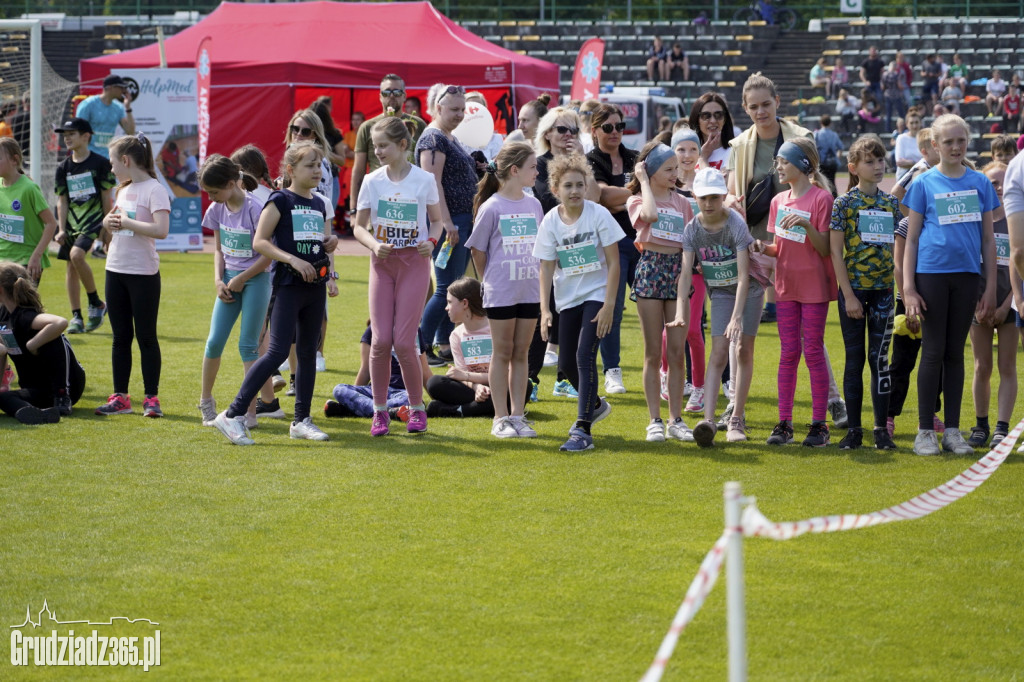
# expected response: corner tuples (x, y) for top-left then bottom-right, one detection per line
(0, 19), (41, 182)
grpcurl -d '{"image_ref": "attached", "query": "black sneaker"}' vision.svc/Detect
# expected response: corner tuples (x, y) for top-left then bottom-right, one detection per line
(760, 307), (777, 323)
(967, 425), (990, 448)
(766, 420), (794, 445)
(425, 348), (446, 367)
(873, 427), (897, 450)
(54, 391), (73, 416)
(837, 427), (862, 450)
(255, 397), (286, 418)
(802, 421), (830, 447)
(16, 405), (61, 424)
(324, 400), (353, 418)
(990, 430), (1008, 449)
(436, 348), (454, 363)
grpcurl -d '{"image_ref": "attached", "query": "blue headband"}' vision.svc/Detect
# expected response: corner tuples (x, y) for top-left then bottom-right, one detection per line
(777, 140), (813, 174)
(670, 128), (700, 150)
(645, 144), (675, 175)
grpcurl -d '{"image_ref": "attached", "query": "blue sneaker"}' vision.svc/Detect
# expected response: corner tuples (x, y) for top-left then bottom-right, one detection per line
(559, 426), (594, 452)
(552, 379), (579, 398)
(529, 378), (539, 403)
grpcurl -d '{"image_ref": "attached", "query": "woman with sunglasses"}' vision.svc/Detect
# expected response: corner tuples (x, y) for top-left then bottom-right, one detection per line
(416, 83), (479, 365)
(687, 92), (737, 173)
(586, 103), (638, 395)
(284, 110), (333, 201)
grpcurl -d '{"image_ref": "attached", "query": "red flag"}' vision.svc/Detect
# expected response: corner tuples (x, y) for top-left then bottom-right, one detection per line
(570, 38), (605, 101)
(196, 36), (212, 165)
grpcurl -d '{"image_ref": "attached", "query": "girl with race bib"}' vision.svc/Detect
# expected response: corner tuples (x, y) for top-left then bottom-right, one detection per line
(213, 141), (339, 445)
(674, 168), (768, 446)
(96, 134), (170, 418)
(754, 137), (837, 447)
(828, 136), (901, 451)
(902, 115), (999, 456)
(353, 116), (443, 437)
(625, 141), (694, 442)
(197, 155), (272, 428)
(0, 138), (57, 283)
(465, 141), (543, 438)
(534, 155), (622, 452)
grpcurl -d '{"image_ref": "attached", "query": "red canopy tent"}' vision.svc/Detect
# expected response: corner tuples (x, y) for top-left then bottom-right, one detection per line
(79, 1), (559, 165)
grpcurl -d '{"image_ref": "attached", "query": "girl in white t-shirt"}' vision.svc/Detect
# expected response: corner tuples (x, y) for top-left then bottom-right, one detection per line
(353, 116), (443, 437)
(533, 155), (623, 452)
(96, 134), (171, 418)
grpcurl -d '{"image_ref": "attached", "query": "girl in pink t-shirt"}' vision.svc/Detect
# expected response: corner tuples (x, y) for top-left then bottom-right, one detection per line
(755, 137), (837, 447)
(96, 135), (171, 418)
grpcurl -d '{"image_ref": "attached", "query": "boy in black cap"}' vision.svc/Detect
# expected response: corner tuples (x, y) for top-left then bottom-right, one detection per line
(74, 74), (135, 158)
(53, 117), (116, 332)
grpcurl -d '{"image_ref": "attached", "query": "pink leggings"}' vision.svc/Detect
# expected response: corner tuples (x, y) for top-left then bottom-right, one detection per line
(369, 248), (430, 407)
(776, 300), (829, 422)
(661, 272), (706, 387)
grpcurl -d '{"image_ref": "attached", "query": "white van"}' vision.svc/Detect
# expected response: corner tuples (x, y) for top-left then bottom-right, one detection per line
(598, 87), (685, 150)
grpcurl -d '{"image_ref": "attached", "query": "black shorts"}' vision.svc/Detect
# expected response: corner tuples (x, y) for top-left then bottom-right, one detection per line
(485, 302), (541, 320)
(56, 232), (98, 260)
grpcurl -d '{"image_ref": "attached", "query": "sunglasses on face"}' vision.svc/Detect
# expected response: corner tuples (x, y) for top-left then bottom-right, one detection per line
(599, 122), (627, 134)
(380, 88), (405, 98)
(290, 125), (313, 137)
(437, 85), (466, 104)
(553, 125), (579, 136)
(699, 110), (725, 121)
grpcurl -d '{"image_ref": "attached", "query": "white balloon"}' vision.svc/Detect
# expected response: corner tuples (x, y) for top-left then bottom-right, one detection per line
(452, 102), (494, 149)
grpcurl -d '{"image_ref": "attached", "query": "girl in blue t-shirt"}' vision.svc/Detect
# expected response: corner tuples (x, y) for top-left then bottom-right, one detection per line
(902, 114), (999, 456)
(197, 155), (272, 428)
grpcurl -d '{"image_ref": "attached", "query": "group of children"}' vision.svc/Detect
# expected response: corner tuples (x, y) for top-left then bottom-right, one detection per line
(0, 96), (1019, 457)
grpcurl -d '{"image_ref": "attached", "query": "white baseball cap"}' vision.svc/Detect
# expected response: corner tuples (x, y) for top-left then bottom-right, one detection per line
(692, 167), (728, 197)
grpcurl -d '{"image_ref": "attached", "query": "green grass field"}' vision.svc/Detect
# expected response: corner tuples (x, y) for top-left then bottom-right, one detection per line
(2, 251), (1023, 681)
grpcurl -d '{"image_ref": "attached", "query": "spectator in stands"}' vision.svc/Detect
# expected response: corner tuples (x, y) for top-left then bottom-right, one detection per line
(687, 92), (736, 171)
(894, 107), (924, 182)
(666, 43), (690, 82)
(830, 57), (849, 98)
(403, 96), (422, 119)
(919, 54), (942, 106)
(947, 53), (969, 93)
(991, 135), (1017, 165)
(859, 46), (885, 101)
(349, 73), (427, 213)
(75, 75), (136, 158)
(1003, 84), (1022, 135)
(987, 69), (1008, 118)
(836, 87), (859, 134)
(882, 60), (907, 131)
(809, 58), (831, 97)
(814, 114), (843, 198)
(646, 36), (669, 82)
(940, 77), (963, 115)
(508, 93), (550, 146)
(895, 51), (915, 107)
(857, 87), (881, 133)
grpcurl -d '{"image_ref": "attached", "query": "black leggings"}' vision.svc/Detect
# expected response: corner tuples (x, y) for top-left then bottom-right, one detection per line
(558, 300), (603, 422)
(527, 289), (562, 384)
(106, 270), (161, 396)
(0, 338), (86, 417)
(426, 375), (533, 417)
(888, 299), (940, 419)
(228, 283), (325, 422)
(838, 288), (894, 429)
(915, 272), (978, 430)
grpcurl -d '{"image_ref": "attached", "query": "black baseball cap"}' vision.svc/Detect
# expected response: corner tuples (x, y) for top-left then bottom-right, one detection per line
(54, 117), (93, 134)
(103, 74), (127, 88)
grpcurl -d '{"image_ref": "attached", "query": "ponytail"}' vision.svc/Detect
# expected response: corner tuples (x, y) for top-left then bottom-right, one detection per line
(472, 141), (534, 220)
(109, 133), (157, 189)
(231, 144), (275, 189)
(0, 262), (44, 312)
(787, 137), (833, 195)
(199, 153), (258, 193)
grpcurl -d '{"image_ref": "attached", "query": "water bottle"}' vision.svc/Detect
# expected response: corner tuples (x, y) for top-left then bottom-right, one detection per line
(435, 240), (454, 269)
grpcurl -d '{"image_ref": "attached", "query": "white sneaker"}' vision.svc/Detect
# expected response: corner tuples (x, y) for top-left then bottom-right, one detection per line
(491, 417), (520, 438)
(214, 411), (254, 446)
(591, 397), (612, 423)
(1018, 440), (1024, 454)
(278, 359), (290, 373)
(723, 379), (735, 401)
(668, 419), (695, 441)
(290, 417), (329, 440)
(509, 416), (538, 438)
(315, 351), (326, 372)
(941, 428), (974, 455)
(198, 397), (217, 426)
(604, 367), (626, 394)
(646, 420), (666, 442)
(684, 386), (705, 413)
(244, 412), (258, 430)
(914, 429), (940, 456)
(659, 369), (669, 402)
(683, 381), (694, 397)
(543, 349), (559, 367)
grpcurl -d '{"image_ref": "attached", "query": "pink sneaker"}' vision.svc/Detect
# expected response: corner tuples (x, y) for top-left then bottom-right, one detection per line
(95, 393), (132, 415)
(371, 410), (390, 437)
(933, 415), (945, 434)
(406, 409), (427, 433)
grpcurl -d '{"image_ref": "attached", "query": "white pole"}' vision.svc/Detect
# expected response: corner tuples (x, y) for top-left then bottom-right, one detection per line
(724, 482), (747, 682)
(28, 20), (42, 183)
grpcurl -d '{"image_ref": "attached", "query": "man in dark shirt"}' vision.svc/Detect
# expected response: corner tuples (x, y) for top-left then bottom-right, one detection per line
(859, 46), (884, 101)
(919, 54), (943, 105)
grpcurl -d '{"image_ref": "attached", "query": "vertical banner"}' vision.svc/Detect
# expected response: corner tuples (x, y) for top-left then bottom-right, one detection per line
(570, 38), (605, 102)
(114, 67), (201, 251)
(196, 36), (212, 165)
